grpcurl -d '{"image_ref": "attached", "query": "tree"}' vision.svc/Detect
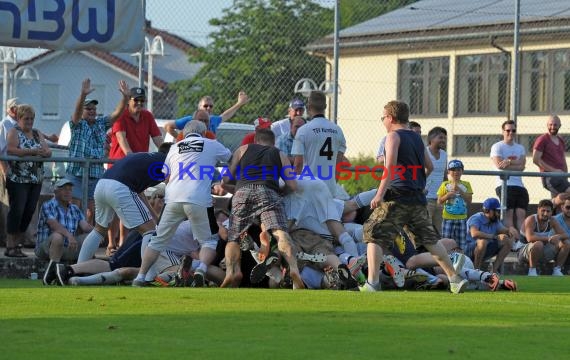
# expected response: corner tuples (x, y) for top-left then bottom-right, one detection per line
(172, 0), (333, 122)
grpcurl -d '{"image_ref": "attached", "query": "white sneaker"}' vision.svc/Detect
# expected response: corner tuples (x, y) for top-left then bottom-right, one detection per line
(449, 278), (468, 294)
(528, 268), (538, 277)
(552, 267), (564, 276)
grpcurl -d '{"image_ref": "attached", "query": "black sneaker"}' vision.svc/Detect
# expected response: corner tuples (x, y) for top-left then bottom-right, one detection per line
(250, 253), (279, 284)
(337, 264), (359, 291)
(192, 269), (205, 287)
(55, 264), (70, 286)
(42, 260), (57, 286)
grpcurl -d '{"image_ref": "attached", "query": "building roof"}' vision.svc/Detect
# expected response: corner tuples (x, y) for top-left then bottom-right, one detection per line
(14, 24), (200, 90)
(307, 0), (570, 54)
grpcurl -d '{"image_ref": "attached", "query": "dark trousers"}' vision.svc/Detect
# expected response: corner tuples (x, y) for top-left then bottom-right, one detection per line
(5, 180), (42, 234)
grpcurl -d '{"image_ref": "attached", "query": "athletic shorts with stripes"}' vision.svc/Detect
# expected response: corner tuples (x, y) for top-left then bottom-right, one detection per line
(363, 201), (439, 248)
(228, 184), (287, 243)
(94, 179), (152, 229)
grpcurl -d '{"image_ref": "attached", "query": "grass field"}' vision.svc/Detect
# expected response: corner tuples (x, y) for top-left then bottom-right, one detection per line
(2, 276), (570, 359)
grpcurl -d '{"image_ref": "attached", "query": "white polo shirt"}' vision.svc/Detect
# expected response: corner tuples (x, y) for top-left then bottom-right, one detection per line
(164, 133), (231, 207)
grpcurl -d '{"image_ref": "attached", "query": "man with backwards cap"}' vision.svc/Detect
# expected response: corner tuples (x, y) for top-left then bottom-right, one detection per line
(464, 197), (517, 273)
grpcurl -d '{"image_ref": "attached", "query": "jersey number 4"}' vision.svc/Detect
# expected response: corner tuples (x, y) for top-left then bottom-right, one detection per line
(319, 137), (333, 160)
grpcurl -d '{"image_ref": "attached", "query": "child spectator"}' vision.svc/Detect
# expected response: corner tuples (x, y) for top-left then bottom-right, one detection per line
(437, 159), (473, 250)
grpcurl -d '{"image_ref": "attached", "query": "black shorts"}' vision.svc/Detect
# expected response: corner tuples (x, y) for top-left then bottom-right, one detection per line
(108, 231), (143, 270)
(495, 186), (529, 210)
(542, 176), (570, 195)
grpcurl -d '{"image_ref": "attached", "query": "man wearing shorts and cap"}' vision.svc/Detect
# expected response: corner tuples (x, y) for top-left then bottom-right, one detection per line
(271, 98), (305, 138)
(464, 198), (517, 273)
(37, 178), (93, 285)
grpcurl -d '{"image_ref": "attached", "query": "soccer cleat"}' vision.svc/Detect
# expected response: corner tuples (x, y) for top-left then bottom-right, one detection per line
(177, 255), (194, 287)
(192, 269), (206, 287)
(55, 263), (70, 286)
(404, 269), (429, 283)
(43, 260), (57, 286)
(449, 278), (468, 294)
(450, 252), (466, 274)
(296, 251), (326, 263)
(485, 273), (500, 292)
(337, 264), (359, 290)
(250, 253), (279, 284)
(500, 279), (518, 291)
(347, 255), (367, 277)
(383, 254), (405, 288)
(359, 281), (380, 292)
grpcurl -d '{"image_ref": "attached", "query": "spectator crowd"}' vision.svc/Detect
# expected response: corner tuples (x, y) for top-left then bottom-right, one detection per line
(2, 79), (570, 293)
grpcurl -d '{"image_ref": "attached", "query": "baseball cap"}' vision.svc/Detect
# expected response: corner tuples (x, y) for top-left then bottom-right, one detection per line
(482, 198), (501, 211)
(83, 98), (98, 107)
(54, 178), (74, 188)
(447, 159), (464, 170)
(130, 87), (146, 99)
(6, 98), (18, 109)
(254, 117), (272, 129)
(289, 98), (305, 109)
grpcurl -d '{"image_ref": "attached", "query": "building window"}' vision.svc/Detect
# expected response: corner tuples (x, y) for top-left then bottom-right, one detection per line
(456, 53), (509, 116)
(521, 49), (570, 114)
(453, 135), (502, 156)
(41, 84), (59, 119)
(398, 57), (449, 116)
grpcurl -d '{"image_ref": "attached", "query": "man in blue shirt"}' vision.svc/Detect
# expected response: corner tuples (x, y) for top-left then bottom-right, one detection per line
(464, 198), (517, 273)
(164, 91), (249, 138)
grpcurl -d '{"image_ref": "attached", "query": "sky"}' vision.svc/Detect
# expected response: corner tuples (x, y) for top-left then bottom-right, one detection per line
(145, 0), (235, 46)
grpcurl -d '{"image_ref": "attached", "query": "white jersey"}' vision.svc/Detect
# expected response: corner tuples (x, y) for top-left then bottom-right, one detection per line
(425, 148), (447, 200)
(291, 117), (347, 197)
(164, 134), (231, 206)
(490, 141), (526, 187)
(166, 220), (200, 255)
(271, 117), (290, 138)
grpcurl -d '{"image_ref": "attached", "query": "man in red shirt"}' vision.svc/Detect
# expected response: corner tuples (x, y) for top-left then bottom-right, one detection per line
(109, 87), (163, 160)
(533, 115), (570, 197)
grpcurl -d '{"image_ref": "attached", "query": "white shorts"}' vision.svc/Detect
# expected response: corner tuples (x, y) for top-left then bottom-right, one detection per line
(149, 202), (212, 252)
(146, 249), (181, 280)
(94, 179), (152, 229)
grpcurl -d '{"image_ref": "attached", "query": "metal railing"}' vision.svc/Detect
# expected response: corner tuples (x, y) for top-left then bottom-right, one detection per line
(0, 155), (115, 215)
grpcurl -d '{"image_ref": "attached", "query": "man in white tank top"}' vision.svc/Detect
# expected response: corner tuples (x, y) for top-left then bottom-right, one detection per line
(425, 126), (447, 235)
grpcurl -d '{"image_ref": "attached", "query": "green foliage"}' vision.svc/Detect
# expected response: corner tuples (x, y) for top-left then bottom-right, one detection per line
(338, 154), (379, 196)
(172, 0), (333, 123)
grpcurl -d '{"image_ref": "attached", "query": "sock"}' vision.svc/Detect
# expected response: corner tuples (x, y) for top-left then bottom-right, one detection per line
(461, 268), (484, 282)
(553, 266), (561, 271)
(339, 232), (358, 257)
(134, 273), (146, 282)
(353, 190), (376, 208)
(197, 262), (207, 274)
(75, 269), (123, 285)
(77, 231), (104, 263)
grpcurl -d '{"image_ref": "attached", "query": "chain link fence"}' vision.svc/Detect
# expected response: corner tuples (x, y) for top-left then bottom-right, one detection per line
(2, 0), (570, 203)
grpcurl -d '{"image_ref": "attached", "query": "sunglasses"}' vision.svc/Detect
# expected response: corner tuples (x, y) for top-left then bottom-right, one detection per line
(504, 129), (516, 133)
(202, 104), (214, 109)
(84, 107), (96, 111)
(132, 98), (146, 104)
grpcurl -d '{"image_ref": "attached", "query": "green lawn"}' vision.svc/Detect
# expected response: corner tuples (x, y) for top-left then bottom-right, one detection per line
(1, 277), (569, 359)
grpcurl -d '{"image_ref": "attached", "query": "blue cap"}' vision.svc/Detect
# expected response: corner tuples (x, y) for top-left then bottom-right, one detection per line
(448, 159), (464, 170)
(289, 98), (305, 109)
(482, 198), (501, 211)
